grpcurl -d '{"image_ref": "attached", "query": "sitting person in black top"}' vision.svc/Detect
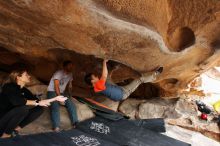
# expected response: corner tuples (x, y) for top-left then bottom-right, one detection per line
(0, 69), (67, 138)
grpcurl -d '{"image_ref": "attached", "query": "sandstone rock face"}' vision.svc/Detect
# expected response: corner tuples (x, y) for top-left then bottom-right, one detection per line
(118, 99), (145, 119)
(0, 0), (220, 95)
(165, 125), (220, 146)
(119, 97), (220, 141)
(0, 0), (220, 143)
(138, 98), (180, 119)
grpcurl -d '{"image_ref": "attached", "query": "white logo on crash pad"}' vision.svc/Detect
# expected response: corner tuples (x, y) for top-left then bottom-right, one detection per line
(90, 122), (110, 135)
(71, 135), (100, 146)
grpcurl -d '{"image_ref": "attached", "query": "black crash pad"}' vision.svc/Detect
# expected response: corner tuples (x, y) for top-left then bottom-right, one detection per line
(0, 117), (190, 146)
(0, 129), (119, 146)
(77, 117), (190, 146)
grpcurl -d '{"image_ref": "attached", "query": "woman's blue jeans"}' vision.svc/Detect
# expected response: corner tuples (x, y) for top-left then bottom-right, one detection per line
(47, 91), (78, 129)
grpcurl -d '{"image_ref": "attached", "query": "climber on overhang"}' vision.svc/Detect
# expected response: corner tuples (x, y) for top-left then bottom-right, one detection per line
(84, 59), (163, 101)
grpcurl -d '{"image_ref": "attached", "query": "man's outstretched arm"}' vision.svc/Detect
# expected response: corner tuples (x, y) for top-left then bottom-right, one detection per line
(100, 59), (108, 81)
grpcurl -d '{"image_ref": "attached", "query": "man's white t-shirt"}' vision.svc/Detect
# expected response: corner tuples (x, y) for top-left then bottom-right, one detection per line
(47, 70), (73, 93)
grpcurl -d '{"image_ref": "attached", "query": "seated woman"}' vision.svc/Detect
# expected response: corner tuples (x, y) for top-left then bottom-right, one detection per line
(0, 69), (67, 138)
